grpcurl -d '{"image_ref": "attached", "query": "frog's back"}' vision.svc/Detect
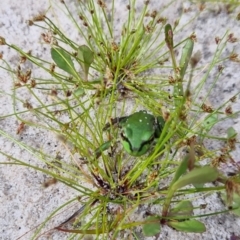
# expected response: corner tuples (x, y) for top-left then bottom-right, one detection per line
(123, 111), (156, 150)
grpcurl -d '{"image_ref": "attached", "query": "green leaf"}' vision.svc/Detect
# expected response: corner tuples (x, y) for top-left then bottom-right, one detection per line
(77, 45), (94, 80)
(173, 166), (218, 190)
(221, 192), (240, 216)
(51, 47), (76, 76)
(179, 38), (194, 79)
(165, 24), (173, 50)
(202, 113), (218, 133)
(227, 127), (237, 139)
(73, 87), (85, 97)
(168, 219), (206, 233)
(142, 216), (161, 237)
(169, 201), (193, 219)
(171, 155), (188, 185)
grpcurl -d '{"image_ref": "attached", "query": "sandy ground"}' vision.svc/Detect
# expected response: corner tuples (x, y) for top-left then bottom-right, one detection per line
(1, 0), (240, 240)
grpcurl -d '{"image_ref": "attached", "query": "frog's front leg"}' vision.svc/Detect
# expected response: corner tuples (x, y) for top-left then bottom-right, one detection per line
(102, 116), (128, 131)
(95, 116), (127, 158)
(95, 140), (112, 159)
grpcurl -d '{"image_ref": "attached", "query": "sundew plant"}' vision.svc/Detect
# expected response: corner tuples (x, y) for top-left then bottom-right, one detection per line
(1, 0), (240, 239)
